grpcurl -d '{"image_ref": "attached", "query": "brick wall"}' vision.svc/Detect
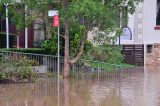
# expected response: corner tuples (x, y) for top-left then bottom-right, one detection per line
(146, 43), (160, 65)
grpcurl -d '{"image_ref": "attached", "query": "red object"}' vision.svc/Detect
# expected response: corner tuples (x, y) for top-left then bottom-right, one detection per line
(154, 26), (160, 30)
(53, 15), (60, 27)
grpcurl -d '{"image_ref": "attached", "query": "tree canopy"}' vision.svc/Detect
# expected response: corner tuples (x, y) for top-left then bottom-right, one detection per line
(0, 0), (143, 77)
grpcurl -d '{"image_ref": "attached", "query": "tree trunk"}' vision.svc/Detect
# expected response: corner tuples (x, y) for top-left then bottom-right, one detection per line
(62, 0), (88, 78)
(17, 31), (20, 49)
(69, 28), (88, 64)
(17, 36), (20, 49)
(64, 20), (70, 78)
(64, 79), (70, 106)
(62, 0), (70, 78)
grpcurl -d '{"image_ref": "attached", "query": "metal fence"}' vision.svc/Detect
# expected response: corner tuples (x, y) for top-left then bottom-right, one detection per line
(0, 51), (64, 77)
(0, 51), (144, 79)
(71, 59), (144, 79)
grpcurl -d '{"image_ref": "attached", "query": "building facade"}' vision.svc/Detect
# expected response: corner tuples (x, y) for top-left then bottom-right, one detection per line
(143, 0), (160, 65)
(119, 3), (143, 45)
(0, 4), (45, 48)
(0, 17), (35, 48)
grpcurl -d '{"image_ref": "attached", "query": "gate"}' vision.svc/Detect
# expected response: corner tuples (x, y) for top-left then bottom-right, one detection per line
(122, 45), (144, 66)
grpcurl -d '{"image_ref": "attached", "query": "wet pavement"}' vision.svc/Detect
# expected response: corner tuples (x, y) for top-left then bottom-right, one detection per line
(0, 66), (160, 106)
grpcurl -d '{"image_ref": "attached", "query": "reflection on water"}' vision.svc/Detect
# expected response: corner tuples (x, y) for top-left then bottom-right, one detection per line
(0, 67), (160, 106)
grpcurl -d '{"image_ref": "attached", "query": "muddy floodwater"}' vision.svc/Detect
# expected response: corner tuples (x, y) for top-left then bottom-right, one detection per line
(0, 66), (160, 106)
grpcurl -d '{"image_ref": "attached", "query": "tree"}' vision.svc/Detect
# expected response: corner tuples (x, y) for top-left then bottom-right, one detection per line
(9, 4), (26, 48)
(0, 0), (142, 78)
(60, 0), (142, 78)
(0, 2), (30, 48)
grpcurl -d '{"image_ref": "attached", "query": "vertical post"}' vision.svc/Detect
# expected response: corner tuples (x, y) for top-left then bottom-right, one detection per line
(6, 4), (9, 48)
(118, 65), (121, 78)
(25, 5), (28, 48)
(58, 26), (60, 81)
(52, 13), (60, 106)
(57, 26), (60, 106)
(119, 12), (122, 46)
(98, 62), (100, 81)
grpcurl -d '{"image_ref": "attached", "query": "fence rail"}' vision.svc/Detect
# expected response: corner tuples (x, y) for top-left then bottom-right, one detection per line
(71, 59), (144, 79)
(0, 51), (144, 79)
(0, 51), (64, 76)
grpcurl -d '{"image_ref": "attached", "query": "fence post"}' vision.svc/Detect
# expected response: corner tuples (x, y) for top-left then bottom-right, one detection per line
(118, 65), (121, 78)
(98, 62), (100, 81)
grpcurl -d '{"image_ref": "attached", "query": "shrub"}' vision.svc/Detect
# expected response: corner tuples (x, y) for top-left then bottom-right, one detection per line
(0, 32), (15, 48)
(0, 55), (38, 81)
(33, 40), (44, 48)
(0, 48), (46, 54)
(41, 36), (58, 55)
(84, 45), (124, 64)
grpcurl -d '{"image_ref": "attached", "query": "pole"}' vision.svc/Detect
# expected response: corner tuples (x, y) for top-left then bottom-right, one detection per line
(57, 26), (60, 106)
(58, 26), (60, 81)
(119, 12), (122, 46)
(25, 5), (28, 48)
(6, 4), (9, 48)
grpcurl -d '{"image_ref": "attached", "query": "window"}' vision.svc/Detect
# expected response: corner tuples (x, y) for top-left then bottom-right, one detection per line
(0, 5), (5, 32)
(121, 6), (128, 27)
(156, 0), (160, 25)
(147, 45), (153, 54)
(0, 16), (2, 32)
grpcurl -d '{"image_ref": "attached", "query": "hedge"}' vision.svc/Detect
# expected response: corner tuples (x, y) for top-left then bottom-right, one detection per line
(0, 32), (15, 48)
(0, 48), (48, 54)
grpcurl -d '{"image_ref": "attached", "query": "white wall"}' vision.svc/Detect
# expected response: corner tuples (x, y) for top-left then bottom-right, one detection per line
(134, 4), (143, 44)
(120, 13), (134, 44)
(120, 3), (143, 45)
(143, 0), (160, 44)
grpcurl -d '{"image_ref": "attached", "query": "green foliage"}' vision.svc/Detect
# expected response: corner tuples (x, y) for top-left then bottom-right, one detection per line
(0, 32), (15, 48)
(16, 66), (36, 81)
(84, 40), (93, 53)
(0, 55), (38, 81)
(46, 72), (57, 78)
(40, 26), (93, 56)
(33, 40), (44, 48)
(41, 36), (58, 55)
(0, 0), (142, 67)
(85, 45), (123, 64)
(69, 26), (93, 57)
(0, 48), (46, 54)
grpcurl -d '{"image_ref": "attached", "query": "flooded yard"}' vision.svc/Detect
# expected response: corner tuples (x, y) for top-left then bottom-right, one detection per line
(0, 66), (159, 106)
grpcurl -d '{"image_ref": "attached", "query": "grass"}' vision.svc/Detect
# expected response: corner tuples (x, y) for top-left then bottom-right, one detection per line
(89, 62), (135, 72)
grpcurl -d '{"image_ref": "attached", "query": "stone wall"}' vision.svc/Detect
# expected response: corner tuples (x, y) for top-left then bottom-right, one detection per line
(146, 43), (160, 65)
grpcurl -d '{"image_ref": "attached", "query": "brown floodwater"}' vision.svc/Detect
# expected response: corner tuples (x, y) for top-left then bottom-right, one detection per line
(0, 66), (160, 106)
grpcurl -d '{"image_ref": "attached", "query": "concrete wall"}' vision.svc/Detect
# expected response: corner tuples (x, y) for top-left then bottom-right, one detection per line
(145, 43), (160, 65)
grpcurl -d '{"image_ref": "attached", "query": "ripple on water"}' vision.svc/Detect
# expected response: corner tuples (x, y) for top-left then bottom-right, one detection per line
(0, 67), (160, 106)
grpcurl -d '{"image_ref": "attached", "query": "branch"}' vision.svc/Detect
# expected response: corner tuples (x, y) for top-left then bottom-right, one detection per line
(51, 29), (65, 39)
(69, 28), (88, 64)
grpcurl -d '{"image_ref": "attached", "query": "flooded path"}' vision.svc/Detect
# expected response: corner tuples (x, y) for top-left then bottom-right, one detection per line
(0, 66), (160, 106)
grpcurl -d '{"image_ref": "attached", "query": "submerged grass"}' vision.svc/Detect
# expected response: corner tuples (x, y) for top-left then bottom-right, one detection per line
(90, 62), (135, 72)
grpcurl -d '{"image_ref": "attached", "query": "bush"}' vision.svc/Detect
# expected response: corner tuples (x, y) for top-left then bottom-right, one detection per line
(0, 55), (38, 82)
(84, 45), (124, 64)
(41, 37), (58, 55)
(0, 32), (15, 48)
(0, 48), (46, 54)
